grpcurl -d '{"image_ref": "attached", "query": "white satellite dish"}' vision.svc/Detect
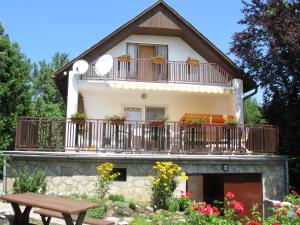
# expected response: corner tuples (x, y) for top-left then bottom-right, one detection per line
(72, 60), (89, 74)
(95, 55), (113, 76)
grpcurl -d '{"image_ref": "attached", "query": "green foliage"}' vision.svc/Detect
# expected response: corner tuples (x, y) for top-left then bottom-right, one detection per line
(0, 23), (31, 150)
(29, 52), (68, 118)
(13, 166), (46, 194)
(108, 194), (125, 202)
(113, 201), (127, 217)
(96, 162), (120, 198)
(244, 98), (265, 124)
(128, 200), (137, 210)
(149, 161), (188, 210)
(67, 194), (107, 219)
(71, 112), (86, 119)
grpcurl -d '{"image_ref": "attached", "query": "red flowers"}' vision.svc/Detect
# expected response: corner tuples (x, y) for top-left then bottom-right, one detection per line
(180, 191), (193, 198)
(193, 202), (220, 216)
(247, 220), (260, 225)
(272, 222), (280, 225)
(226, 192), (235, 200)
(296, 208), (300, 217)
(230, 200), (244, 214)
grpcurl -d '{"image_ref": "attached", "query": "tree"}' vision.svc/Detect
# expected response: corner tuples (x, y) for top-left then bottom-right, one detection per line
(244, 98), (265, 124)
(230, 0), (300, 190)
(30, 53), (68, 117)
(0, 23), (31, 150)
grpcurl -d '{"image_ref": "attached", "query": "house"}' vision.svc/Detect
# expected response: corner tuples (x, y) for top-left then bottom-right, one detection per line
(5, 0), (287, 217)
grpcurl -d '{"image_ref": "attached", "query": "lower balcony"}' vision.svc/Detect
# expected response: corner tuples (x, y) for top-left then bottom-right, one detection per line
(15, 117), (278, 155)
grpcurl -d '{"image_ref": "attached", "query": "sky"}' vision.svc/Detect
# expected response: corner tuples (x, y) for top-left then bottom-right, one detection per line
(0, 0), (263, 102)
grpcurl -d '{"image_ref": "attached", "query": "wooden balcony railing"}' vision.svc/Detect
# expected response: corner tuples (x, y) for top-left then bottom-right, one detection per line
(15, 117), (278, 154)
(81, 59), (233, 86)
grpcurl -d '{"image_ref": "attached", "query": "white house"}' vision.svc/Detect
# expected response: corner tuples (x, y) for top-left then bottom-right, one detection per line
(8, 1), (287, 217)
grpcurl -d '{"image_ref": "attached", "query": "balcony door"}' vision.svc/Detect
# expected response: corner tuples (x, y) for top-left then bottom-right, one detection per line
(138, 45), (156, 81)
(127, 43), (168, 82)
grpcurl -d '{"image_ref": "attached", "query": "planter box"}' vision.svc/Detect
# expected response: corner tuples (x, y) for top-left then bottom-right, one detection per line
(71, 118), (85, 125)
(186, 59), (199, 66)
(110, 119), (125, 125)
(151, 121), (165, 127)
(152, 58), (166, 65)
(118, 56), (131, 62)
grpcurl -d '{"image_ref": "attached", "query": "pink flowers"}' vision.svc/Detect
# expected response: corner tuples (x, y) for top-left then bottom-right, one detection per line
(226, 192), (235, 200)
(296, 208), (300, 217)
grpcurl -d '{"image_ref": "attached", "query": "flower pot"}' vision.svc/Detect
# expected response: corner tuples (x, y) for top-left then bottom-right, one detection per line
(152, 58), (166, 65)
(118, 56), (131, 62)
(110, 119), (125, 125)
(71, 118), (85, 125)
(151, 121), (165, 127)
(181, 122), (203, 127)
(186, 59), (199, 66)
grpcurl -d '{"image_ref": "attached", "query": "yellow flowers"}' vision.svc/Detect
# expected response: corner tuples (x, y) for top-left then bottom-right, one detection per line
(150, 161), (188, 210)
(180, 172), (189, 181)
(96, 162), (120, 198)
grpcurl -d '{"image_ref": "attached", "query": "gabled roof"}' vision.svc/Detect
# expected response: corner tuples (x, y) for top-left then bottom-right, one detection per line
(54, 0), (256, 102)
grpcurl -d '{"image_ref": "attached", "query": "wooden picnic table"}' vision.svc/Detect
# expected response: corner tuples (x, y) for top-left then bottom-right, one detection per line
(0, 192), (99, 225)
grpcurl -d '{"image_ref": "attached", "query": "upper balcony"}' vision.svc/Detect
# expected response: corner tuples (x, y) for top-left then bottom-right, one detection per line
(80, 58), (233, 87)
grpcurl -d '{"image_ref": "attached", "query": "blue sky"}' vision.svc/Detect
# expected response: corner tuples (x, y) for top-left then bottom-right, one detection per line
(0, 0), (262, 102)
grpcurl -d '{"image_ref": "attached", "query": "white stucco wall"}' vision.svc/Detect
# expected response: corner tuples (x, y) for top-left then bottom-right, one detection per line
(78, 84), (235, 121)
(99, 34), (208, 63)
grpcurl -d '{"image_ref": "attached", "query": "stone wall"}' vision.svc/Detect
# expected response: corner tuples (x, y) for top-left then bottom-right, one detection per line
(5, 154), (287, 203)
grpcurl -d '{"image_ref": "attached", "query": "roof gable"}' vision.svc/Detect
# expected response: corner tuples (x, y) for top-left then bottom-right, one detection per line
(55, 0), (256, 102)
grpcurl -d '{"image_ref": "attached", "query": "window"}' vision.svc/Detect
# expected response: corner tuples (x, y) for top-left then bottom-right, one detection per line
(124, 107), (142, 121)
(146, 107), (165, 121)
(112, 168), (127, 181)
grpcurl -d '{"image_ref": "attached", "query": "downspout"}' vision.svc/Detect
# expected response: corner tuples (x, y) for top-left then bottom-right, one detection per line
(243, 85), (258, 101)
(285, 158), (289, 195)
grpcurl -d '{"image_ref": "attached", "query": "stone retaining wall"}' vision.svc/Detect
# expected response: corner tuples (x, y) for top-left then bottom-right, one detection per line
(5, 154), (287, 203)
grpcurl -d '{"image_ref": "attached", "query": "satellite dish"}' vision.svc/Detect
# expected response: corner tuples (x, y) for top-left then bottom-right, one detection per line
(95, 55), (113, 76)
(72, 60), (89, 74)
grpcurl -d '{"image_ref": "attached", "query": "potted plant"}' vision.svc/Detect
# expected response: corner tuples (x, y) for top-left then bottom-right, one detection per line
(71, 112), (86, 125)
(181, 115), (206, 127)
(152, 55), (166, 64)
(186, 57), (199, 66)
(224, 118), (239, 129)
(150, 116), (168, 127)
(117, 54), (131, 62)
(106, 113), (127, 125)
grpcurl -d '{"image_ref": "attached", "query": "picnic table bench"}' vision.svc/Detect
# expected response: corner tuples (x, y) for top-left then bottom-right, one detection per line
(34, 209), (113, 225)
(0, 193), (112, 225)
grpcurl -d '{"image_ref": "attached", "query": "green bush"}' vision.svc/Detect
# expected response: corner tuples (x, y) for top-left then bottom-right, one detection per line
(108, 194), (125, 202)
(113, 201), (127, 217)
(13, 166), (46, 194)
(128, 200), (137, 210)
(67, 194), (107, 219)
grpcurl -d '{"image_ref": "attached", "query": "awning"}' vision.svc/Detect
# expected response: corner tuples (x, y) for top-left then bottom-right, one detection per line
(108, 81), (234, 94)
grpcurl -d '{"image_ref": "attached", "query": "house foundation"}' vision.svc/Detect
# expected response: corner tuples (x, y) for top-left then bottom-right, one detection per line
(4, 152), (287, 204)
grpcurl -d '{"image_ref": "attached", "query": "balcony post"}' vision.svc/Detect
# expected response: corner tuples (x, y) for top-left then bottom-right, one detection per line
(232, 79), (244, 124)
(66, 70), (79, 118)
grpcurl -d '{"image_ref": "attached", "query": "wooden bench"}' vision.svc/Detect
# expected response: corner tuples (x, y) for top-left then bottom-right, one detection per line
(34, 209), (113, 225)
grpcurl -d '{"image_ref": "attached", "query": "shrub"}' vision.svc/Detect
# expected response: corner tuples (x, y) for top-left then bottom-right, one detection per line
(149, 161), (188, 210)
(128, 200), (137, 210)
(95, 162), (120, 198)
(13, 166), (46, 194)
(67, 194), (107, 219)
(113, 201), (127, 217)
(108, 194), (125, 202)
